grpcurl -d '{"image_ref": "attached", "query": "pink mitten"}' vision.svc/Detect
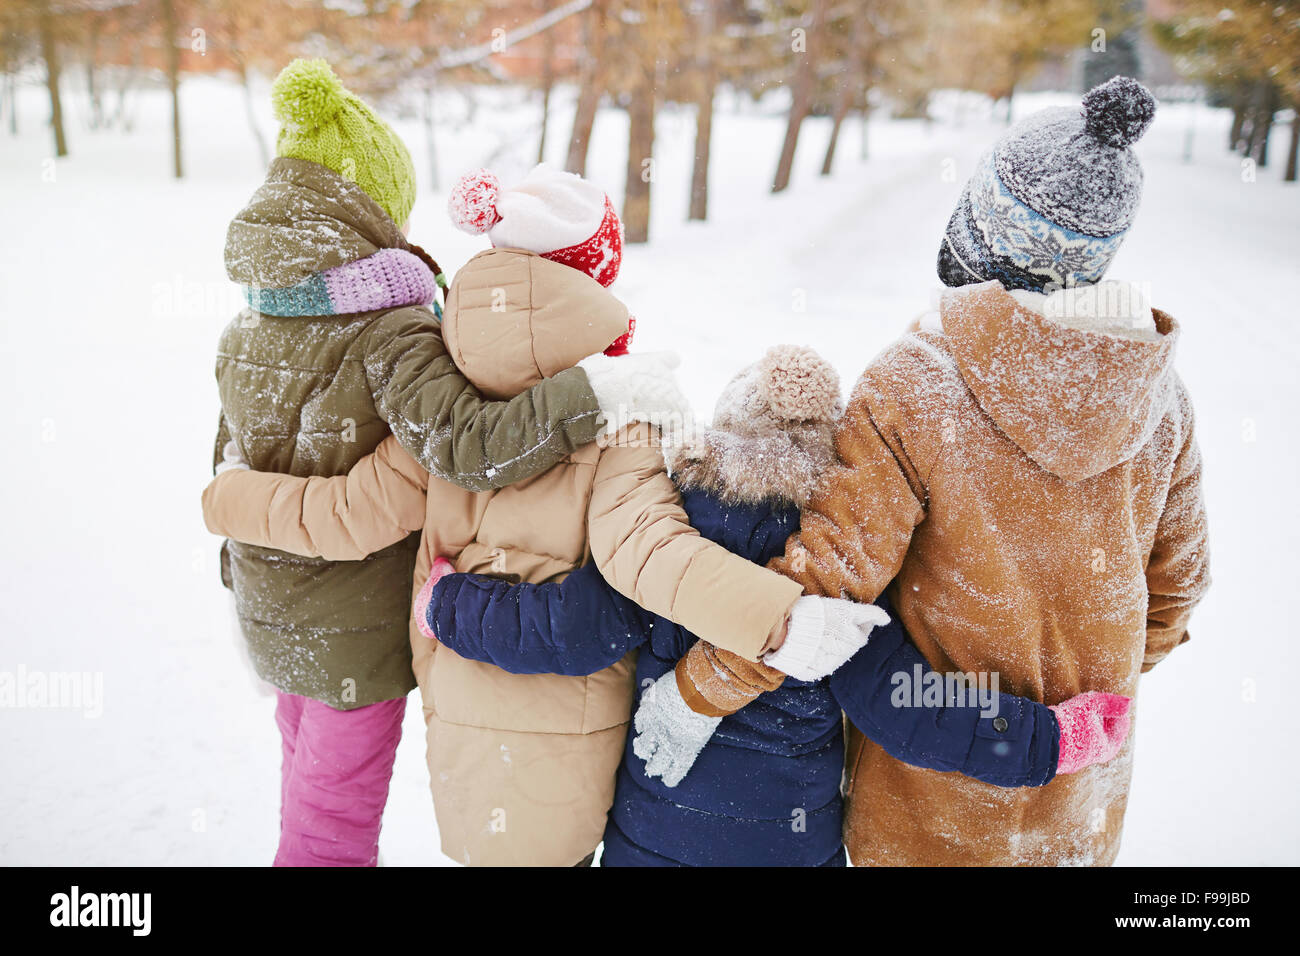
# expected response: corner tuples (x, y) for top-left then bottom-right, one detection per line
(413, 557), (456, 641)
(1050, 691), (1133, 774)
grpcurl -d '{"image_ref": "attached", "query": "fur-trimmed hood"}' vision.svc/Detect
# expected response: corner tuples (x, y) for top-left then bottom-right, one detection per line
(666, 345), (842, 509)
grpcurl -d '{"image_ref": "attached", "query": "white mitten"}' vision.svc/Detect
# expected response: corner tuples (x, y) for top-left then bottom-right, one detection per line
(577, 351), (694, 439)
(763, 596), (891, 682)
(632, 671), (722, 788)
(215, 440), (250, 475)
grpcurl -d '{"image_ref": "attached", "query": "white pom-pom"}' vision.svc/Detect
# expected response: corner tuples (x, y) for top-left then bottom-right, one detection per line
(447, 169), (502, 235)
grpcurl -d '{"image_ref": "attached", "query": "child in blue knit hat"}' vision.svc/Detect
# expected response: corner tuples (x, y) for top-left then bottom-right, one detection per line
(938, 76), (1157, 293)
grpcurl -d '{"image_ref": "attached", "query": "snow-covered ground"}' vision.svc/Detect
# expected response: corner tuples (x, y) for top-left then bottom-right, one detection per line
(0, 75), (1296, 866)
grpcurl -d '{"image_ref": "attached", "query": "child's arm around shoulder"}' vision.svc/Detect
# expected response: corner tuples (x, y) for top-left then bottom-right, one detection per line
(201, 435), (428, 560)
(829, 596), (1059, 788)
(586, 423), (803, 663)
(363, 306), (604, 493)
(422, 562), (654, 676)
(769, 342), (936, 600)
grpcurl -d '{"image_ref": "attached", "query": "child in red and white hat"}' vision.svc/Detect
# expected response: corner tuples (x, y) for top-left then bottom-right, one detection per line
(449, 164), (625, 288)
(448, 165), (636, 357)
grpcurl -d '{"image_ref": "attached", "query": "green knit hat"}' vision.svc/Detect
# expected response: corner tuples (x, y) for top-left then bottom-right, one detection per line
(271, 58), (416, 228)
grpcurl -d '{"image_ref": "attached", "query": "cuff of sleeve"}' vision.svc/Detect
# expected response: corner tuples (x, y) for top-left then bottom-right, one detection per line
(575, 355), (615, 431)
(675, 658), (731, 718)
(1142, 630), (1191, 672)
(1039, 706), (1061, 785)
(762, 598), (824, 677)
(414, 572), (439, 642)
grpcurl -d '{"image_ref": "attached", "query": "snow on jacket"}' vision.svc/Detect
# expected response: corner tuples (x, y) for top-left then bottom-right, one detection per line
(212, 158), (605, 709)
(201, 248), (803, 865)
(768, 280), (1210, 866)
(424, 346), (1058, 866)
(427, 499), (1060, 866)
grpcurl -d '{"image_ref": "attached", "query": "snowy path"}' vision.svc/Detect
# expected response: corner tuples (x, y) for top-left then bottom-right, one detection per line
(0, 81), (1296, 865)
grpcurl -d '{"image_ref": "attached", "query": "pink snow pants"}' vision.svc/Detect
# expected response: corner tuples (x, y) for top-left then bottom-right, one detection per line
(273, 690), (406, 867)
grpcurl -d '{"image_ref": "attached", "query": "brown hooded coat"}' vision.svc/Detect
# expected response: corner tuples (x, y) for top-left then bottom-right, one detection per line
(677, 281), (1210, 866)
(765, 281), (1210, 866)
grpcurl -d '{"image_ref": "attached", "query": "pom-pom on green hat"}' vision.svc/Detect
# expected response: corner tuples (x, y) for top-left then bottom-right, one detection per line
(271, 58), (416, 228)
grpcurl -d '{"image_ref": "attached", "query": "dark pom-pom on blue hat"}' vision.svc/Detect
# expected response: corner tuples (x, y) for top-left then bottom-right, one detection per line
(938, 76), (1156, 293)
(1082, 76), (1157, 148)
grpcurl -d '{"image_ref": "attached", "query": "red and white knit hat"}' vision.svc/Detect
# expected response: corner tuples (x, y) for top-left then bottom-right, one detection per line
(447, 164), (624, 288)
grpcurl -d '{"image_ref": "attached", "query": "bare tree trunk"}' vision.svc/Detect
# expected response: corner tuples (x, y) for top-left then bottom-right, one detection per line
(1239, 114), (1256, 155)
(113, 45), (140, 132)
(536, 1), (555, 164)
(566, 87), (598, 176)
(422, 82), (439, 191)
(236, 58), (269, 166)
(38, 3), (67, 157)
(565, 0), (605, 175)
(821, 18), (866, 177)
(687, 81), (714, 221)
(772, 0), (827, 193)
(224, 12), (269, 166)
(999, 57), (1022, 126)
(160, 0), (182, 177)
(1254, 83), (1278, 167)
(0, 42), (8, 134)
(1285, 110), (1299, 183)
(859, 95), (869, 160)
(1243, 82), (1269, 161)
(1256, 113), (1273, 167)
(623, 82), (655, 243)
(86, 13), (102, 130)
(821, 110), (845, 176)
(687, 0), (717, 221)
(1228, 86), (1247, 150)
(4, 68), (16, 135)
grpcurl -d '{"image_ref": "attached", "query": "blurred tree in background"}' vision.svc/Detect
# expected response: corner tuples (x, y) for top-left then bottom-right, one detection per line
(1082, 0), (1144, 90)
(1154, 0), (1300, 180)
(2, 0), (1295, 231)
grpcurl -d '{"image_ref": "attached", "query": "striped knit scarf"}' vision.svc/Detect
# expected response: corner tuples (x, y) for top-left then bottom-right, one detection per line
(243, 246), (447, 320)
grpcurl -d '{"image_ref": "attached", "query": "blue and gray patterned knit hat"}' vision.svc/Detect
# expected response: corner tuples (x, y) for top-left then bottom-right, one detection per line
(938, 76), (1156, 292)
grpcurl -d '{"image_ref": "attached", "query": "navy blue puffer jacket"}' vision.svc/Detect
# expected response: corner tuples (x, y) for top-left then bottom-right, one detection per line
(426, 488), (1059, 866)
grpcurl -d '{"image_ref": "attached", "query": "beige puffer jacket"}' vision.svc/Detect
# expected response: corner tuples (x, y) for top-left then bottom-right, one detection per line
(202, 248), (802, 866)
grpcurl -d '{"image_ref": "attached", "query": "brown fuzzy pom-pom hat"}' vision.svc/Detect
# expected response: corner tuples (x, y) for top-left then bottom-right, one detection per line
(669, 345), (843, 508)
(713, 344), (843, 436)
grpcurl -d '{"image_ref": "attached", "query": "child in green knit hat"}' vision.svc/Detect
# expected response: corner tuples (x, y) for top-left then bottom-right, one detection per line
(271, 57), (417, 228)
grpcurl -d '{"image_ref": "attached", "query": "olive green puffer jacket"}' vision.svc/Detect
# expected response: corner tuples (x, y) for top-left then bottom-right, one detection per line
(215, 158), (603, 709)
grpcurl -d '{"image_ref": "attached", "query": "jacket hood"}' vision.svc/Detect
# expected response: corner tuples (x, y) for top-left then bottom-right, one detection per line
(940, 280), (1179, 483)
(225, 157), (411, 290)
(442, 247), (630, 399)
